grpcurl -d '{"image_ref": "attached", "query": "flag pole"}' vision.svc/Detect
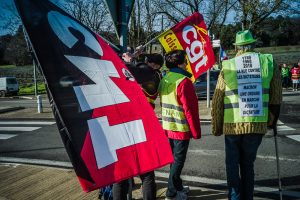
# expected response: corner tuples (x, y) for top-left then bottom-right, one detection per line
(219, 45), (222, 66)
(274, 125), (283, 200)
(131, 26), (172, 57)
(98, 35), (121, 52)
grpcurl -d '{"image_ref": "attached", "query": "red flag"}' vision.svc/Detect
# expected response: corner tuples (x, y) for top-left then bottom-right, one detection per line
(158, 12), (216, 81)
(14, 0), (173, 192)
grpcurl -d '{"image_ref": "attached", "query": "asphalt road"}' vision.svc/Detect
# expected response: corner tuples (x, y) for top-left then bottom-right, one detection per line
(0, 92), (300, 199)
(0, 120), (299, 189)
(0, 95), (50, 108)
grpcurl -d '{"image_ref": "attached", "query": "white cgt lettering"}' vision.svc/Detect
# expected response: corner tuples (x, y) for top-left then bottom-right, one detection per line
(65, 55), (129, 111)
(48, 11), (146, 169)
(182, 25), (208, 72)
(88, 116), (146, 168)
(48, 11), (103, 56)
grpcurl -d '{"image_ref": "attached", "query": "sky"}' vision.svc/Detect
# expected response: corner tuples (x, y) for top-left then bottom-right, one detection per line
(0, 0), (16, 35)
(0, 0), (299, 36)
(0, 0), (61, 35)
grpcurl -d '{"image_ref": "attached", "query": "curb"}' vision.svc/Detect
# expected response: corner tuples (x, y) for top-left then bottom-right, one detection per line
(9, 96), (34, 100)
(0, 107), (25, 114)
(0, 118), (55, 121)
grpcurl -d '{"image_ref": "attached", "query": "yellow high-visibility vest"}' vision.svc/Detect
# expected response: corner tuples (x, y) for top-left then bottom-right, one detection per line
(159, 72), (190, 132)
(222, 52), (273, 123)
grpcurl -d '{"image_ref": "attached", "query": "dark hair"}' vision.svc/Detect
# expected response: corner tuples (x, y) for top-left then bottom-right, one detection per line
(145, 53), (164, 66)
(165, 50), (186, 69)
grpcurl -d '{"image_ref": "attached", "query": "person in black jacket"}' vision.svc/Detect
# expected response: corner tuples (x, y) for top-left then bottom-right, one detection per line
(112, 51), (164, 200)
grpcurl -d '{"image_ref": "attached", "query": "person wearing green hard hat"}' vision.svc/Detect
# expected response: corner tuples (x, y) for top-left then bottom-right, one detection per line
(211, 30), (282, 200)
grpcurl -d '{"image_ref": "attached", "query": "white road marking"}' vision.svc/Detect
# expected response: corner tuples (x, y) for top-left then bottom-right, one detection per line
(0, 127), (40, 131)
(277, 120), (284, 125)
(0, 121), (55, 139)
(0, 157), (72, 168)
(155, 172), (300, 198)
(0, 157), (299, 198)
(287, 135), (300, 142)
(0, 134), (17, 140)
(256, 155), (300, 162)
(254, 186), (300, 198)
(188, 149), (300, 162)
(0, 100), (33, 103)
(277, 125), (296, 132)
(0, 121), (55, 125)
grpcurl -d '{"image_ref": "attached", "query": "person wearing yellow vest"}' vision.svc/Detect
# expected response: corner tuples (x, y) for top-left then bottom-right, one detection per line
(159, 50), (201, 200)
(281, 63), (290, 89)
(211, 30), (282, 200)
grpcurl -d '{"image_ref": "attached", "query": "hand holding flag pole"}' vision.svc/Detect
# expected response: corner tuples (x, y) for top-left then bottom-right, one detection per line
(126, 31), (170, 61)
(122, 31), (169, 62)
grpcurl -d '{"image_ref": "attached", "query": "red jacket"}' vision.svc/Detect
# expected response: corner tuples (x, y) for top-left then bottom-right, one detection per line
(292, 67), (300, 80)
(165, 78), (201, 140)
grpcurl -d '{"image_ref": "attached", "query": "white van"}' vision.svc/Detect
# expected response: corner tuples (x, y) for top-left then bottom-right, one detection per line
(0, 77), (19, 97)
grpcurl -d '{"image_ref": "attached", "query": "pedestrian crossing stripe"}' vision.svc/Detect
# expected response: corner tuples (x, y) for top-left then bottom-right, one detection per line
(0, 127), (41, 131)
(287, 135), (300, 142)
(0, 134), (17, 140)
(277, 120), (284, 125)
(0, 121), (55, 125)
(0, 121), (55, 140)
(277, 125), (296, 132)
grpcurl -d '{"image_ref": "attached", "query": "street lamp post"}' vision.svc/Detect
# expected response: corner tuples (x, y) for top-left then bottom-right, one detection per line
(33, 60), (38, 97)
(119, 0), (129, 52)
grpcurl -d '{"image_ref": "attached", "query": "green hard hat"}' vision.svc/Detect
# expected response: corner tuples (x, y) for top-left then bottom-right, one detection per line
(233, 30), (256, 46)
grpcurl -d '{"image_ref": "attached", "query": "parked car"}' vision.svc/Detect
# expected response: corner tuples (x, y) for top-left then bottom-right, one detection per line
(194, 70), (220, 98)
(0, 77), (19, 97)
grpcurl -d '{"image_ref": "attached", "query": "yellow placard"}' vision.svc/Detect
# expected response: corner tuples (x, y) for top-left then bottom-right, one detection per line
(158, 29), (183, 52)
(158, 30), (195, 82)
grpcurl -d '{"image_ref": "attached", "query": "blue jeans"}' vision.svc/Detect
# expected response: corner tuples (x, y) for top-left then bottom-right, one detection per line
(225, 134), (263, 200)
(166, 139), (190, 198)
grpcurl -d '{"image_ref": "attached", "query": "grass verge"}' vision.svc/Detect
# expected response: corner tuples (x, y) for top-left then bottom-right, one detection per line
(0, 65), (16, 69)
(19, 83), (46, 95)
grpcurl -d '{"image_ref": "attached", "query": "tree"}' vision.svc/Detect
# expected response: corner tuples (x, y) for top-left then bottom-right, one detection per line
(233, 0), (292, 31)
(63, 0), (113, 35)
(0, 34), (13, 65)
(3, 26), (32, 66)
(267, 16), (299, 46)
(150, 0), (236, 30)
(140, 0), (237, 51)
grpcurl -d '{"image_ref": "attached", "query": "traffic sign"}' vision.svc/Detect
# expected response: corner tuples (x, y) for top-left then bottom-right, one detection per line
(212, 39), (220, 47)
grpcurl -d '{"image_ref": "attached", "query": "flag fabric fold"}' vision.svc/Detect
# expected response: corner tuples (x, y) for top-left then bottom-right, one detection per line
(158, 12), (216, 81)
(14, 0), (173, 192)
